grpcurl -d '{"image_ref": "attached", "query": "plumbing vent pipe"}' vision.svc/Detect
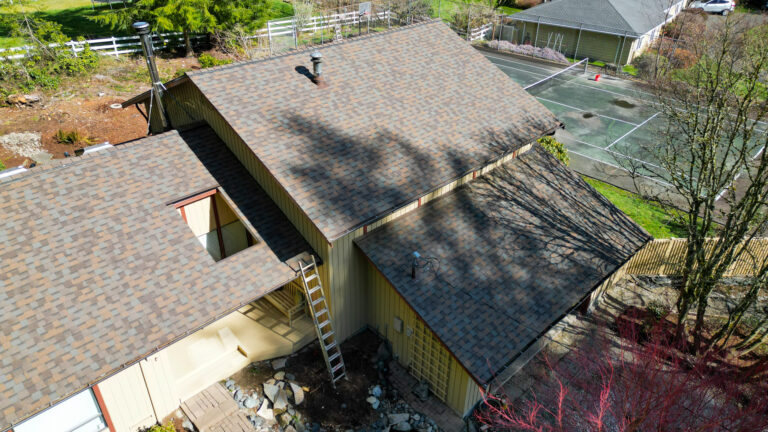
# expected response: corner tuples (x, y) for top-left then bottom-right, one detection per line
(310, 51), (327, 88)
(133, 21), (169, 131)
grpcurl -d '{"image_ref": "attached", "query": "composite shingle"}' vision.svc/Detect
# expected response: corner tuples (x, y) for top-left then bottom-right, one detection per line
(185, 20), (560, 241)
(356, 146), (650, 384)
(0, 126), (313, 429)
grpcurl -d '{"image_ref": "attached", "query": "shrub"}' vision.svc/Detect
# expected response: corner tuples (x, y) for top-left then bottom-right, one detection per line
(55, 129), (92, 146)
(487, 40), (568, 63)
(198, 53), (232, 69)
(633, 51), (669, 80)
(663, 10), (707, 40)
(647, 300), (671, 321)
(139, 423), (176, 432)
(538, 136), (569, 165)
(670, 48), (698, 69)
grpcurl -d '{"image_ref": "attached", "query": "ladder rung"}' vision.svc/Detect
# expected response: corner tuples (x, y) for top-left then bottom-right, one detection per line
(312, 297), (324, 307)
(308, 285), (322, 295)
(304, 274), (318, 282)
(318, 320), (331, 328)
(322, 330), (334, 339)
(315, 308), (328, 318)
(333, 373), (346, 382)
(328, 352), (340, 363)
(331, 363), (344, 373)
(325, 341), (337, 351)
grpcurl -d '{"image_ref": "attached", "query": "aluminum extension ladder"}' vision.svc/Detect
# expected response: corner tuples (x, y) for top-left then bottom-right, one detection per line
(299, 256), (347, 387)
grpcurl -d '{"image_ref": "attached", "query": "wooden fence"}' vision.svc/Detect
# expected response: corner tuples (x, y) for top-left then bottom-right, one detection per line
(625, 238), (768, 277)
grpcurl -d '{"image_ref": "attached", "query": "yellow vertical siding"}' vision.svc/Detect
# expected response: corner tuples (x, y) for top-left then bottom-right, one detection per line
(364, 259), (480, 416)
(98, 365), (157, 432)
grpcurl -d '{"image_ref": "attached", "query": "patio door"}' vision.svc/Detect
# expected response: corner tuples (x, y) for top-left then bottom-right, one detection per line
(408, 317), (450, 402)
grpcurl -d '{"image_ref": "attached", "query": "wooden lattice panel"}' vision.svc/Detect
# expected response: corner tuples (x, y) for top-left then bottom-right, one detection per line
(409, 318), (450, 402)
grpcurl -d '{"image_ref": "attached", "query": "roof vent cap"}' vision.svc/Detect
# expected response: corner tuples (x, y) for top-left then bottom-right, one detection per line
(310, 51), (323, 78)
(132, 21), (151, 35)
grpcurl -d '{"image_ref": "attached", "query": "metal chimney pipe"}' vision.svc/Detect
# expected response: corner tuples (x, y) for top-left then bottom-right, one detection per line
(133, 21), (169, 131)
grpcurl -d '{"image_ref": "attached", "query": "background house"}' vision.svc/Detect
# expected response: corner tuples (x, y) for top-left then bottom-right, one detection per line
(503, 0), (686, 64)
(1, 20), (648, 432)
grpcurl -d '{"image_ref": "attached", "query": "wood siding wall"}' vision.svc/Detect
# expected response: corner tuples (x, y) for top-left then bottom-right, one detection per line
(502, 23), (635, 65)
(365, 260), (482, 416)
(624, 238), (768, 277)
(98, 365), (157, 432)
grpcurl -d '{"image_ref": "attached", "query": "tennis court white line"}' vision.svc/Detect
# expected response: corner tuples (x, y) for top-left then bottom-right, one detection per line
(490, 61), (551, 79)
(569, 137), (664, 170)
(535, 97), (640, 126)
(568, 149), (673, 187)
(606, 112), (661, 150)
(484, 53), (563, 75)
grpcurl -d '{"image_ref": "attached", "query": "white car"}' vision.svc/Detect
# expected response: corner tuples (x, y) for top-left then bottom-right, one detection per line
(689, 0), (736, 15)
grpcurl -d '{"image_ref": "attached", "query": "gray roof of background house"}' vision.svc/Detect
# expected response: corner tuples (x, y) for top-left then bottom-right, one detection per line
(512, 0), (680, 37)
(183, 20), (560, 242)
(356, 146), (650, 384)
(0, 126), (313, 431)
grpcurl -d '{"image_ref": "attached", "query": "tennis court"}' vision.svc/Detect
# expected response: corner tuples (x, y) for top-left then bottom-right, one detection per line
(484, 52), (765, 189)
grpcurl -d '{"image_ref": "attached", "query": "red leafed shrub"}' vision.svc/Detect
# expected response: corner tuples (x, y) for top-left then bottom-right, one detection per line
(474, 317), (768, 432)
(514, 0), (543, 9)
(670, 48), (698, 68)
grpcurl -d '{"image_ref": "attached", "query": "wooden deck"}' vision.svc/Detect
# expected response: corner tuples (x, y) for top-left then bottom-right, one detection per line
(181, 383), (255, 432)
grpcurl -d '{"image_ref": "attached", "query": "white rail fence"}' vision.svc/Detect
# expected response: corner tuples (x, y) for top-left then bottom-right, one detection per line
(0, 32), (206, 61)
(0, 10), (490, 61)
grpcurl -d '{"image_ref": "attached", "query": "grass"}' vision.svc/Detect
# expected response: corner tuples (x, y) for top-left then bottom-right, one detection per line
(583, 176), (687, 238)
(0, 0), (293, 49)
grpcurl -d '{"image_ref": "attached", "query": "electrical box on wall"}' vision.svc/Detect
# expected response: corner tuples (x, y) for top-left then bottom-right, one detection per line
(393, 316), (403, 333)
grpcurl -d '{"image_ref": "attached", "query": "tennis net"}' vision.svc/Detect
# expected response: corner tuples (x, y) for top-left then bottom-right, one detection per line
(524, 58), (588, 95)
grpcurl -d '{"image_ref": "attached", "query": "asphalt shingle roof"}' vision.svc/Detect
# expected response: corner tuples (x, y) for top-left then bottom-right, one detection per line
(513, 0), (680, 37)
(356, 146), (650, 384)
(0, 126), (313, 430)
(185, 20), (560, 241)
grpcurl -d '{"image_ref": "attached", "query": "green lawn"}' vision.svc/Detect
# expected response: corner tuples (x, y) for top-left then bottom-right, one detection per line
(583, 176), (686, 238)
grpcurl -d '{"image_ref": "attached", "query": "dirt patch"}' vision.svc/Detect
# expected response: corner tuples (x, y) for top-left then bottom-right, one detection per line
(0, 98), (146, 167)
(0, 55), (201, 168)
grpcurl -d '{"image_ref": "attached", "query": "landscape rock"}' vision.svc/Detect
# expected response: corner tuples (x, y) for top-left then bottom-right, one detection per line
(285, 373), (296, 381)
(244, 396), (259, 409)
(257, 400), (274, 421)
(263, 382), (279, 402)
(393, 421), (412, 431)
(273, 389), (289, 413)
(290, 382), (304, 405)
(366, 396), (380, 410)
(234, 389), (242, 400)
(412, 382), (429, 401)
(388, 414), (410, 425)
(285, 426), (297, 432)
(371, 385), (382, 398)
(274, 371), (286, 380)
(272, 357), (287, 370)
(225, 379), (235, 390)
(279, 412), (292, 427)
(182, 419), (194, 431)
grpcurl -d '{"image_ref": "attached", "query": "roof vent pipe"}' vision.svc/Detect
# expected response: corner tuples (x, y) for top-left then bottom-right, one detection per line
(133, 21), (169, 132)
(310, 51), (327, 87)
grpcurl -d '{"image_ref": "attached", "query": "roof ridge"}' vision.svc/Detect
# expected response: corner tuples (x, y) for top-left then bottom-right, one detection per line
(187, 19), (443, 77)
(604, 0), (640, 33)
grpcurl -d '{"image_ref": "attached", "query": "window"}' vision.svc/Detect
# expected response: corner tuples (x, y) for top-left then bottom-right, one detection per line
(174, 189), (255, 261)
(14, 389), (107, 432)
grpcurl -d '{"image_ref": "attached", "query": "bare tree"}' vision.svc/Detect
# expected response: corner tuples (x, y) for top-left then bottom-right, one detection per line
(625, 14), (768, 356)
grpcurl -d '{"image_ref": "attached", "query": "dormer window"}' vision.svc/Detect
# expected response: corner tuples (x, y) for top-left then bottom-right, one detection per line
(173, 188), (254, 261)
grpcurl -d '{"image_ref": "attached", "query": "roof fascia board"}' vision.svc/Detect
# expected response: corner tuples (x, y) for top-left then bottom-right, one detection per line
(122, 75), (191, 107)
